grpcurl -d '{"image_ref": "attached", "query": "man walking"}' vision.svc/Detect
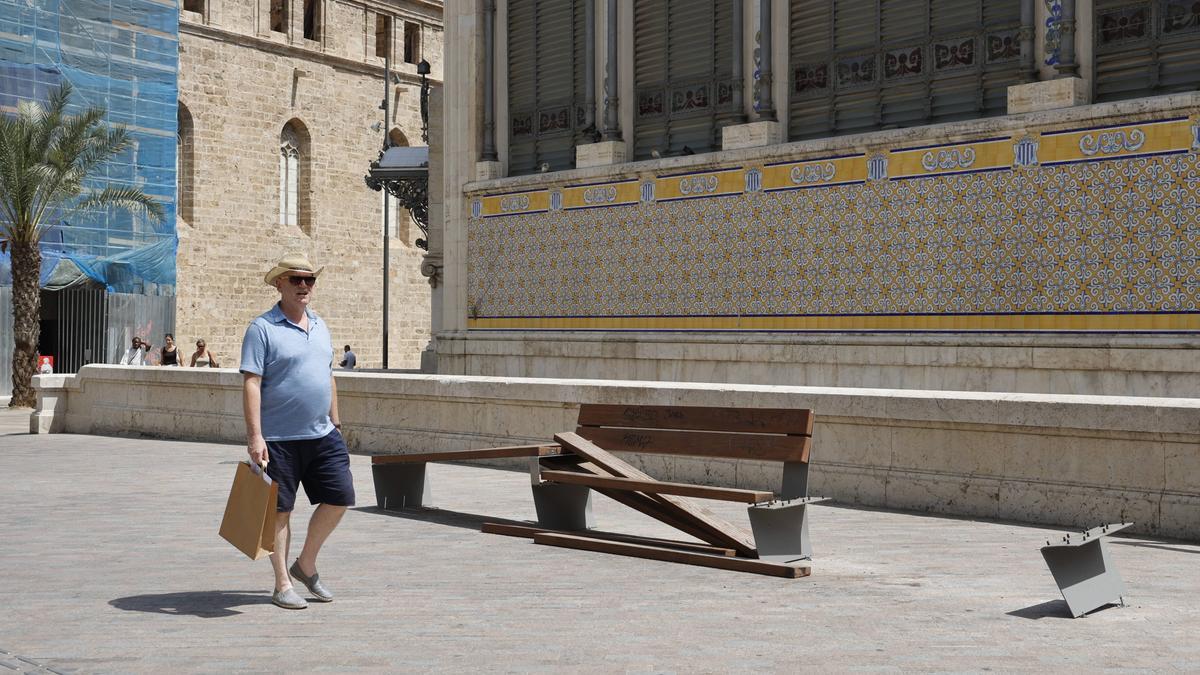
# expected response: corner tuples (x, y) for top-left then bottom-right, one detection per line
(240, 253), (354, 610)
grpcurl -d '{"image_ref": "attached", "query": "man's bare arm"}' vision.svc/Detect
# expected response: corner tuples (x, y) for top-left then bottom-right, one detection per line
(243, 373), (268, 465)
(330, 373), (341, 428)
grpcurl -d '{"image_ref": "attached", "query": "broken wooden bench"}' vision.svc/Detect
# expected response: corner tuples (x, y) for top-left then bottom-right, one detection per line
(371, 404), (825, 577)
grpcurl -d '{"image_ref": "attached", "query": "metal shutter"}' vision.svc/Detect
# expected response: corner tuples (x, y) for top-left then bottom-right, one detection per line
(1095, 0), (1200, 102)
(507, 0), (583, 176)
(788, 0), (835, 139)
(633, 0), (733, 159)
(789, 0), (1023, 140)
(831, 0), (879, 135)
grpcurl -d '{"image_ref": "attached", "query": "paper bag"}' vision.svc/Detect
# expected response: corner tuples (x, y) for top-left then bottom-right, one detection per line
(219, 461), (278, 560)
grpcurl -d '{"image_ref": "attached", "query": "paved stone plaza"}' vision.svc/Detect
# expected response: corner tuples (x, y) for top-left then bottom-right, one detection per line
(1, 406), (1199, 673)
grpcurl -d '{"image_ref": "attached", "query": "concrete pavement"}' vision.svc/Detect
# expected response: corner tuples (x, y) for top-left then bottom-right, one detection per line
(1, 408), (1199, 672)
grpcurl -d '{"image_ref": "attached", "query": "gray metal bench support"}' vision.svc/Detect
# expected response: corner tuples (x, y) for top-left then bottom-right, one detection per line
(1041, 522), (1131, 618)
(747, 497), (829, 563)
(371, 462), (432, 510)
(780, 460), (810, 500)
(529, 458), (594, 530)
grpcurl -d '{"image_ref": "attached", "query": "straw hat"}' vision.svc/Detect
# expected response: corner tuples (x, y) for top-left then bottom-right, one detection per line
(264, 252), (324, 285)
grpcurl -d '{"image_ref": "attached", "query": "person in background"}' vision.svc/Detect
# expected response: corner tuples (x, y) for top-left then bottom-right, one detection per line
(190, 339), (220, 368)
(160, 333), (181, 366)
(339, 345), (356, 370)
(119, 337), (147, 365)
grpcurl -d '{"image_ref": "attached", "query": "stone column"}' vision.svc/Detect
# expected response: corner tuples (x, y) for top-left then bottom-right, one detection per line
(1007, 0), (1086, 114)
(579, 0), (627, 167)
(584, 0), (596, 134)
(1054, 0), (1079, 78)
(481, 0), (499, 162)
(602, 0), (621, 140)
(723, 0), (781, 150)
(755, 0), (775, 122)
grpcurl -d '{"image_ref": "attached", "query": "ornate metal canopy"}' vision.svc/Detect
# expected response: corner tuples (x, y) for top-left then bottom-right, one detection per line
(365, 145), (429, 249)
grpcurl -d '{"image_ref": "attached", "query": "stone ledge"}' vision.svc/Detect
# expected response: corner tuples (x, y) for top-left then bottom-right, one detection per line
(1008, 77), (1089, 114)
(575, 141), (627, 168)
(30, 365), (1200, 539)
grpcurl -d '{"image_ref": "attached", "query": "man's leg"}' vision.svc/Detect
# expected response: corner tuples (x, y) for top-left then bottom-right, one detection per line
(294, 503), (346, 576)
(270, 511), (293, 592)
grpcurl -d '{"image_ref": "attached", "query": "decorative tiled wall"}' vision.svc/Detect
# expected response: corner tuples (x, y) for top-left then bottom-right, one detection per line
(468, 115), (1200, 332)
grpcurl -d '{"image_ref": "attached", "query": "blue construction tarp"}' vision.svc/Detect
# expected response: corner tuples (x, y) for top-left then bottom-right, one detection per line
(0, 0), (180, 293)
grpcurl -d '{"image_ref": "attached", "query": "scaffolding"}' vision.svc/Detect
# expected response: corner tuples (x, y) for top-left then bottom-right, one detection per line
(0, 0), (180, 294)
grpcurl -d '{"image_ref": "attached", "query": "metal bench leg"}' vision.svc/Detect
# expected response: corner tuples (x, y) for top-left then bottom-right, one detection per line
(530, 457), (594, 530)
(747, 498), (826, 563)
(531, 483), (594, 530)
(1041, 523), (1130, 618)
(780, 461), (810, 500)
(371, 462), (432, 510)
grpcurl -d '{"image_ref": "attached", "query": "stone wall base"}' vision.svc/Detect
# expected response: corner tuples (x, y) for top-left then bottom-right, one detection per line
(31, 365), (1200, 541)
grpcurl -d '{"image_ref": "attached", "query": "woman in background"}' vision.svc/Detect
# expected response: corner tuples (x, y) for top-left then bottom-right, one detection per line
(190, 339), (220, 368)
(160, 333), (181, 366)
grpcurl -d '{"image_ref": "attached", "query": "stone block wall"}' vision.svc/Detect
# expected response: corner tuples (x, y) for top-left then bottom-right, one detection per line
(174, 0), (441, 368)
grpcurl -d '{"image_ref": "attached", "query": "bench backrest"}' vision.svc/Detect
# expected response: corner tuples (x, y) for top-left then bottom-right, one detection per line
(574, 404), (813, 464)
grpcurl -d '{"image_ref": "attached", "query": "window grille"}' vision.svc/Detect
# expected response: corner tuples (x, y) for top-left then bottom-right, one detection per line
(507, 0), (588, 175)
(788, 0), (1024, 141)
(632, 0), (735, 159)
(1094, 0), (1200, 102)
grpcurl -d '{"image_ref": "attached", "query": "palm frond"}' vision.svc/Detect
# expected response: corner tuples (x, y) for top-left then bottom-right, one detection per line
(74, 185), (165, 221)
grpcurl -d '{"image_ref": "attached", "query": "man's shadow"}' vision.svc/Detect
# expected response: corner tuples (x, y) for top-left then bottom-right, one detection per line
(110, 590), (270, 618)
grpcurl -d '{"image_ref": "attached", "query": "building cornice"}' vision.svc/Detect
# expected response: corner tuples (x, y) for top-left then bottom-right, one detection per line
(179, 20), (442, 85)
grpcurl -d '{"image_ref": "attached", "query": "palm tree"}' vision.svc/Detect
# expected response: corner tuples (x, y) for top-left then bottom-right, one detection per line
(0, 82), (164, 407)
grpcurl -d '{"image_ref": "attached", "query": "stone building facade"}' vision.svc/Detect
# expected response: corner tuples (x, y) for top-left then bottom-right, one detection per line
(175, 0), (442, 368)
(435, 1), (1200, 397)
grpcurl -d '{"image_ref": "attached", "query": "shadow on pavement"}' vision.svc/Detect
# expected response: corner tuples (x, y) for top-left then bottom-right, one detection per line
(1005, 599), (1074, 620)
(353, 505), (530, 532)
(110, 590), (270, 618)
(1111, 540), (1200, 555)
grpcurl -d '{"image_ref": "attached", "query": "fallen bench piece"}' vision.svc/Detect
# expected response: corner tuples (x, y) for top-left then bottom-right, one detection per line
(533, 532), (812, 579)
(372, 444), (561, 509)
(553, 432), (759, 558)
(538, 469), (774, 503)
(481, 522), (737, 557)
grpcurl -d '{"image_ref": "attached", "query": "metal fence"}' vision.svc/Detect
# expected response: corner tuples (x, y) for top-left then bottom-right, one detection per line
(0, 288), (175, 397)
(105, 292), (176, 365)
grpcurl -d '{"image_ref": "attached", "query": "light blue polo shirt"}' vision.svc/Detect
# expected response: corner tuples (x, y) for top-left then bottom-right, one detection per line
(240, 303), (335, 441)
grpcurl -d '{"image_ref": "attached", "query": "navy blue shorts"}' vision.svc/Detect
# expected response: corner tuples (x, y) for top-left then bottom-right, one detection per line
(265, 429), (356, 512)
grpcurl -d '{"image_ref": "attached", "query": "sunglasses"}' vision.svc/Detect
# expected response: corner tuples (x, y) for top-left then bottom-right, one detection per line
(286, 276), (317, 287)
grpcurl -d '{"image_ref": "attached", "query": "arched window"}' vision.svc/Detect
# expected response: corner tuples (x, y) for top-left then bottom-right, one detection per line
(279, 120), (311, 235)
(176, 102), (194, 224)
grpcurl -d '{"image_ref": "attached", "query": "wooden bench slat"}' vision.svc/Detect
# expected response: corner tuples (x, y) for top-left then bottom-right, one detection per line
(578, 404), (814, 436)
(540, 457), (726, 545)
(574, 426), (811, 463)
(371, 444), (562, 464)
(540, 470), (773, 504)
(555, 432), (758, 557)
(533, 532), (811, 578)
(480, 522), (737, 556)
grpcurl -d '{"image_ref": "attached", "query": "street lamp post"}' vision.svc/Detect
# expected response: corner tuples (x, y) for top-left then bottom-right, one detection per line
(365, 58), (433, 369)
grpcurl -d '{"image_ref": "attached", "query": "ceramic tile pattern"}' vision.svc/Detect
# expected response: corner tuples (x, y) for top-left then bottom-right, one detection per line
(468, 115), (1200, 331)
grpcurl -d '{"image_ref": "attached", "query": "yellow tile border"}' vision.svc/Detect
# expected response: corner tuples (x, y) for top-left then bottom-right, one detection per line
(469, 313), (1200, 332)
